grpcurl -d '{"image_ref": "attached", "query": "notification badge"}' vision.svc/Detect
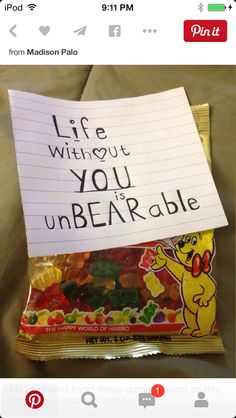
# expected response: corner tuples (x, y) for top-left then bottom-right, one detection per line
(151, 384), (165, 398)
(25, 390), (44, 409)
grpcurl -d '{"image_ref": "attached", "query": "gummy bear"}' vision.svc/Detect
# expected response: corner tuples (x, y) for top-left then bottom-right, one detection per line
(31, 266), (62, 291)
(144, 272), (165, 297)
(109, 288), (139, 308)
(92, 276), (116, 293)
(139, 301), (158, 325)
(89, 260), (121, 280)
(139, 248), (156, 270)
(119, 272), (139, 288)
(67, 252), (90, 269)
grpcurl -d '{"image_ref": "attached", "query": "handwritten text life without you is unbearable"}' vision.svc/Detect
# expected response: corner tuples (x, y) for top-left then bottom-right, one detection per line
(44, 114), (200, 231)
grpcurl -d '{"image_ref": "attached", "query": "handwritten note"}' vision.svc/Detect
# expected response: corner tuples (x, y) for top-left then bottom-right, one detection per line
(8, 87), (228, 257)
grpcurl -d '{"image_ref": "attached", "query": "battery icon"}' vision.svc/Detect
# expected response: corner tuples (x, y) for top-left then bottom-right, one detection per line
(208, 4), (226, 11)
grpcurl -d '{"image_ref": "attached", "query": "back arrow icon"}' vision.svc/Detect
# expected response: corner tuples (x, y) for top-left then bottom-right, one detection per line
(9, 25), (17, 37)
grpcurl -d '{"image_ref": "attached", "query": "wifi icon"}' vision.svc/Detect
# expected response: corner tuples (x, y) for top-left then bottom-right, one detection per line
(27, 3), (36, 11)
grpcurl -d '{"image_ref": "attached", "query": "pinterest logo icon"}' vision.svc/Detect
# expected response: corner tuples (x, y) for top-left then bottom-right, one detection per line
(25, 390), (44, 409)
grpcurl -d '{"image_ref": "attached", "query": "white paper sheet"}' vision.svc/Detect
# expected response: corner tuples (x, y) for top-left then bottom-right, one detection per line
(8, 87), (228, 257)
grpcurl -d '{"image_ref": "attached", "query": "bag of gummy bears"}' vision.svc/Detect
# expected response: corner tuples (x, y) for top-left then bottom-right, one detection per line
(15, 104), (225, 360)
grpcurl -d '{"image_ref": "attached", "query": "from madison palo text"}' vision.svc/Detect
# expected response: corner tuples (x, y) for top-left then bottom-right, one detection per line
(9, 49), (79, 56)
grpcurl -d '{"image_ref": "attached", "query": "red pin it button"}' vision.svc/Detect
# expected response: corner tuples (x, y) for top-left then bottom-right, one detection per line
(184, 20), (227, 42)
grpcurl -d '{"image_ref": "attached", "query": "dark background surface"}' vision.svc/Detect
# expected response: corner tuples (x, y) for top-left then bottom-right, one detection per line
(0, 65), (235, 377)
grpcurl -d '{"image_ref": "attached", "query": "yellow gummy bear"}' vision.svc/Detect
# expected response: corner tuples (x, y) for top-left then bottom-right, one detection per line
(144, 272), (164, 297)
(31, 266), (62, 290)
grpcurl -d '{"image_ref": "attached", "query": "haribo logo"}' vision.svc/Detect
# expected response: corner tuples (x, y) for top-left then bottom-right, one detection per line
(25, 390), (44, 409)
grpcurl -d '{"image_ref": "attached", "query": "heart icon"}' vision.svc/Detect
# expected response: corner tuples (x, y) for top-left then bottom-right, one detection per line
(92, 148), (107, 161)
(39, 26), (50, 36)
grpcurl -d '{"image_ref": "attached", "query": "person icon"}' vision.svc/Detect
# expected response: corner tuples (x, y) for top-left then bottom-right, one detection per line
(194, 392), (209, 408)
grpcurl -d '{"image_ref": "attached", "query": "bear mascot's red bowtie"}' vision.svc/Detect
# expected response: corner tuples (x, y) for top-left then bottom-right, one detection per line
(184, 250), (212, 278)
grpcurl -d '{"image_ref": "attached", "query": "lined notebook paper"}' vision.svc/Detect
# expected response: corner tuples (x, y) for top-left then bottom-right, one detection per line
(8, 87), (228, 257)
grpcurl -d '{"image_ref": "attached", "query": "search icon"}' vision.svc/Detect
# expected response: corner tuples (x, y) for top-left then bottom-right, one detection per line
(81, 391), (98, 408)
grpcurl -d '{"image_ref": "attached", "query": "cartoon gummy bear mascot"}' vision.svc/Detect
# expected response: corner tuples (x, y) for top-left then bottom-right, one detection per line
(152, 230), (216, 337)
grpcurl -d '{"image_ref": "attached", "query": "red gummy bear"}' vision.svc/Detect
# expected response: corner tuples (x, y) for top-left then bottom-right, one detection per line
(28, 283), (70, 312)
(139, 248), (156, 270)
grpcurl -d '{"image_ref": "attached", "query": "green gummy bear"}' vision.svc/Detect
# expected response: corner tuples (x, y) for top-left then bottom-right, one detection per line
(89, 260), (121, 280)
(77, 283), (109, 309)
(109, 288), (139, 308)
(139, 315), (151, 325)
(139, 302), (158, 325)
(60, 281), (81, 300)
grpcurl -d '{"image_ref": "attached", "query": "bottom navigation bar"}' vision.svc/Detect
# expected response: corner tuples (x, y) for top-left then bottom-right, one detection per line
(0, 378), (235, 417)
